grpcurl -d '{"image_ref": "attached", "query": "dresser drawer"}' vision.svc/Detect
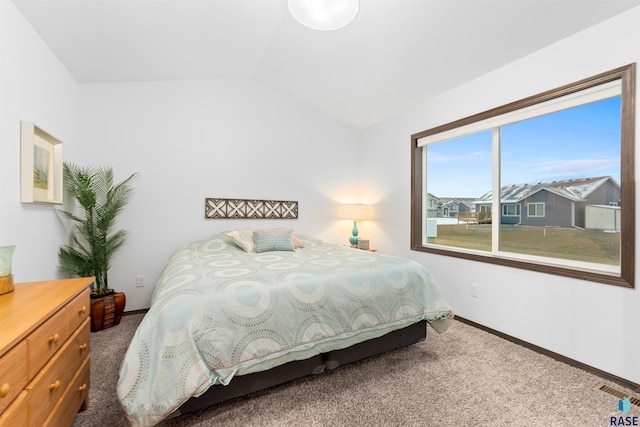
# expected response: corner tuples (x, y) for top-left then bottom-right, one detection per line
(0, 278), (93, 426)
(66, 288), (90, 334)
(43, 356), (90, 427)
(0, 390), (28, 427)
(0, 340), (28, 414)
(28, 318), (90, 426)
(26, 308), (69, 379)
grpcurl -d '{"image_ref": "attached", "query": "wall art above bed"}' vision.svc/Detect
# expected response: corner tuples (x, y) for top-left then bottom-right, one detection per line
(205, 198), (298, 219)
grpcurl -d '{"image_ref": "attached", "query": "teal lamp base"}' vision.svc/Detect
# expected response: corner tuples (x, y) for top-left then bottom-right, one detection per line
(349, 220), (359, 247)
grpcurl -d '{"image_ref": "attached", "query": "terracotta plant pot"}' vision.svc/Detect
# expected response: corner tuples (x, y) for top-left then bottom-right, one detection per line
(90, 291), (126, 332)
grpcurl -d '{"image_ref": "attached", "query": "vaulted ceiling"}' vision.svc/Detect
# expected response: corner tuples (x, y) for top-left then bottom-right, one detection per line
(12, 0), (640, 129)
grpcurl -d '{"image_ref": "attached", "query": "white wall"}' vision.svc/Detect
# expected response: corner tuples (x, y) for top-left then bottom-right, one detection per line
(361, 7), (640, 385)
(78, 80), (360, 310)
(0, 0), (80, 282)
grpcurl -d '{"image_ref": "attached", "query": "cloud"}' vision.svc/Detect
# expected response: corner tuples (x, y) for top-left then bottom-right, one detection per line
(428, 150), (489, 163)
(535, 157), (619, 174)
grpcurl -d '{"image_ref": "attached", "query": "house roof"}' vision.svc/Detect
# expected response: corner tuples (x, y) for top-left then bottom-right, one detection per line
(439, 198), (476, 208)
(473, 176), (618, 204)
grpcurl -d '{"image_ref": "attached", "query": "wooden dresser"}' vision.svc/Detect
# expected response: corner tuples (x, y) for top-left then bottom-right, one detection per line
(0, 278), (92, 427)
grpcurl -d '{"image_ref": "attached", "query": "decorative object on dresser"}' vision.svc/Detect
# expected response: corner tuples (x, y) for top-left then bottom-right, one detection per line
(340, 203), (371, 246)
(57, 162), (137, 332)
(0, 277), (92, 426)
(0, 245), (15, 296)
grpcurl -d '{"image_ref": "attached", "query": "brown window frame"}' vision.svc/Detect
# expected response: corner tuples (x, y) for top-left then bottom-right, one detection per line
(411, 64), (635, 288)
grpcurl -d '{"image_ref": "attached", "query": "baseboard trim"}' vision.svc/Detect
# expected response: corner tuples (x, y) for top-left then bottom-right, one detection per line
(123, 308), (149, 316)
(454, 315), (640, 394)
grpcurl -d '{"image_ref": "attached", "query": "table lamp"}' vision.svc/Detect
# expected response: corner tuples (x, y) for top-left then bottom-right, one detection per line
(341, 204), (370, 247)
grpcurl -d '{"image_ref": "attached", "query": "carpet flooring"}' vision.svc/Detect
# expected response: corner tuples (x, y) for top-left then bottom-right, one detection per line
(72, 314), (638, 426)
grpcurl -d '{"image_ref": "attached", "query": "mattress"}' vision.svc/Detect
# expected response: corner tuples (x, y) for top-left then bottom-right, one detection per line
(117, 233), (453, 426)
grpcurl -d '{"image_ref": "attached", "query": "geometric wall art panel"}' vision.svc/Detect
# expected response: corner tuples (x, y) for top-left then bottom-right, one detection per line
(205, 198), (298, 219)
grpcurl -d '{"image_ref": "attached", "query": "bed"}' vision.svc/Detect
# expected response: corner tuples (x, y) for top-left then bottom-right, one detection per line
(117, 230), (453, 426)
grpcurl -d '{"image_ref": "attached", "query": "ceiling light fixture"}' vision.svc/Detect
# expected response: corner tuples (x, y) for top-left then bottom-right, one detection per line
(288, 0), (360, 31)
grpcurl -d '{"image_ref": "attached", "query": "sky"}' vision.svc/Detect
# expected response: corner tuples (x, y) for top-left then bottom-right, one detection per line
(426, 96), (621, 198)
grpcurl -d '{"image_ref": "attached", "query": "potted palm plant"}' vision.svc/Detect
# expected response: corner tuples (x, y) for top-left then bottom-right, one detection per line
(58, 162), (137, 332)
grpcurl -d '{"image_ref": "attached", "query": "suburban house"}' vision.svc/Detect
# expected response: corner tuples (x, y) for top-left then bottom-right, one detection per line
(437, 197), (476, 218)
(472, 176), (620, 227)
(427, 193), (475, 218)
(425, 194), (476, 219)
(426, 193), (440, 218)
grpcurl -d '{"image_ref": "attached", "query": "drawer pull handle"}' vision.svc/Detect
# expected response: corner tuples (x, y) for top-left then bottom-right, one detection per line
(79, 343), (88, 352)
(49, 380), (61, 392)
(79, 306), (87, 315)
(78, 384), (87, 393)
(48, 333), (60, 345)
(0, 383), (9, 398)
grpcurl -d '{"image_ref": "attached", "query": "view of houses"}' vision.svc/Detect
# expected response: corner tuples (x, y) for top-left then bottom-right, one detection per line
(427, 176), (621, 230)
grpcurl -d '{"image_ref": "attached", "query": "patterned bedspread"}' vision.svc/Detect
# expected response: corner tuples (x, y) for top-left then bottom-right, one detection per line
(117, 234), (453, 426)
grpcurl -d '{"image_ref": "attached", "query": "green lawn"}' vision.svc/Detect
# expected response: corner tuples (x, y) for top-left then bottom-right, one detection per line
(427, 224), (620, 265)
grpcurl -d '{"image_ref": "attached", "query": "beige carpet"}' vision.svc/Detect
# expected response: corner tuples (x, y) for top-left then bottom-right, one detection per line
(72, 314), (638, 426)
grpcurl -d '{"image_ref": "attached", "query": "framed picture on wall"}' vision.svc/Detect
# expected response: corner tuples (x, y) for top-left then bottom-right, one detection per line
(20, 121), (63, 204)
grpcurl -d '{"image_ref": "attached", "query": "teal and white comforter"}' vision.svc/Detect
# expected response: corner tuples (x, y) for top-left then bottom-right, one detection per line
(117, 234), (453, 426)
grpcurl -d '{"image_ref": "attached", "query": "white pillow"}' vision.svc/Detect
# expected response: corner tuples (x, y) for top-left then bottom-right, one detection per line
(225, 228), (257, 252)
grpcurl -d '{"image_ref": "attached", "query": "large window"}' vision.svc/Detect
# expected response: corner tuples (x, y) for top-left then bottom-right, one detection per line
(411, 64), (635, 288)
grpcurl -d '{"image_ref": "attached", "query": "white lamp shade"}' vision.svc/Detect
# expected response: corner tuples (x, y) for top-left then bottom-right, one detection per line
(288, 0), (360, 31)
(341, 204), (370, 220)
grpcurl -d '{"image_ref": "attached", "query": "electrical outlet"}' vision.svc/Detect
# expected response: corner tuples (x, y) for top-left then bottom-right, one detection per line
(470, 283), (479, 298)
(136, 275), (145, 287)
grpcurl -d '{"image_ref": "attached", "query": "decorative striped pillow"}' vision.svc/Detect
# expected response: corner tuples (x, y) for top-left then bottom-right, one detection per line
(253, 229), (295, 253)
